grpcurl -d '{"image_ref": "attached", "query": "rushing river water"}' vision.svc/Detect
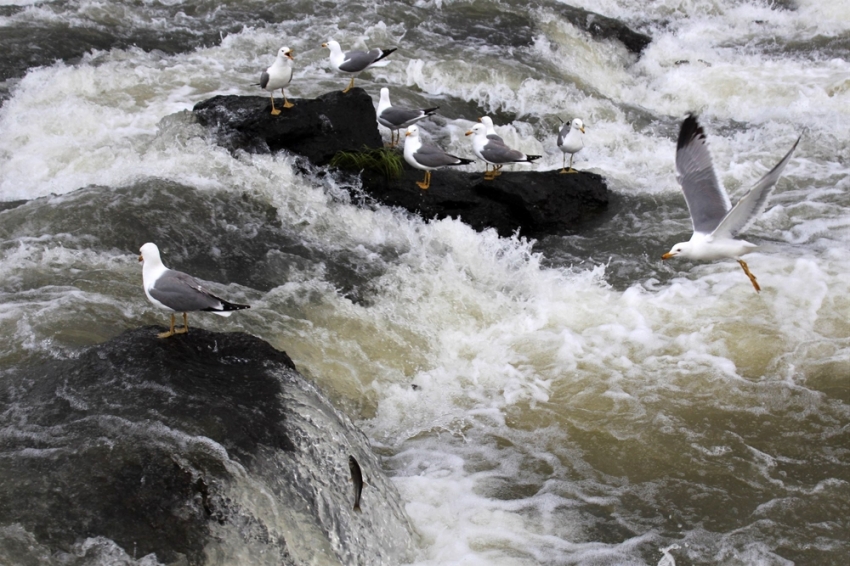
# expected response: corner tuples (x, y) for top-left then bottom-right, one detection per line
(1, 0), (849, 564)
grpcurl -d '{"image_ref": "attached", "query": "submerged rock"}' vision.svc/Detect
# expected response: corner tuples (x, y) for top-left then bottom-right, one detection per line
(0, 327), (413, 566)
(537, 0), (652, 54)
(193, 90), (610, 237)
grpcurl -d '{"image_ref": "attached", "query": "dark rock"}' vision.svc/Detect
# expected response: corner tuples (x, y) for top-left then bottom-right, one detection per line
(0, 327), (294, 564)
(193, 91), (611, 237)
(0, 327), (412, 565)
(358, 167), (609, 238)
(536, 0), (652, 54)
(193, 90), (383, 166)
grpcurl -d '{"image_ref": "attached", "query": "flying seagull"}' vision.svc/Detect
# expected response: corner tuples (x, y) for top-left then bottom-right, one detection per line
(322, 40), (396, 93)
(557, 117), (585, 173)
(377, 87), (439, 147)
(139, 243), (250, 338)
(465, 123), (541, 180)
(403, 125), (474, 190)
(258, 46), (295, 115)
(662, 114), (800, 292)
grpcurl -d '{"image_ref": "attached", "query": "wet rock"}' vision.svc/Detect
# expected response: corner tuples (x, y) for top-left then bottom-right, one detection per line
(0, 327), (413, 565)
(358, 167), (609, 238)
(193, 90), (382, 166)
(536, 1), (652, 54)
(193, 90), (610, 237)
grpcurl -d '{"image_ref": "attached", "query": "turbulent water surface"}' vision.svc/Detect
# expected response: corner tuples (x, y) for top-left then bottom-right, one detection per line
(1, 0), (849, 564)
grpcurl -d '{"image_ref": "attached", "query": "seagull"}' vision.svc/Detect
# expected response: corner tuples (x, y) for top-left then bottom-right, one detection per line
(477, 116), (505, 176)
(403, 125), (474, 190)
(465, 123), (541, 180)
(322, 40), (396, 93)
(258, 46), (295, 115)
(662, 114), (800, 292)
(139, 243), (250, 338)
(557, 118), (585, 173)
(377, 88), (439, 147)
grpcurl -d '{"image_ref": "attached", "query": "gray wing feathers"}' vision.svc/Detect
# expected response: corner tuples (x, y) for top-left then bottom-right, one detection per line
(338, 49), (380, 72)
(259, 72), (270, 90)
(481, 142), (525, 164)
(150, 270), (241, 313)
(676, 129), (731, 234)
(415, 143), (466, 168)
(381, 107), (426, 127)
(713, 136), (800, 239)
(557, 123), (569, 147)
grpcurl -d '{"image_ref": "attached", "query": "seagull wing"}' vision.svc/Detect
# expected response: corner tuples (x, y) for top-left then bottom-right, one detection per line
(380, 107), (427, 128)
(557, 122), (570, 147)
(480, 139), (525, 164)
(338, 49), (375, 72)
(415, 142), (471, 168)
(712, 135), (800, 240)
(149, 270), (232, 313)
(676, 115), (731, 235)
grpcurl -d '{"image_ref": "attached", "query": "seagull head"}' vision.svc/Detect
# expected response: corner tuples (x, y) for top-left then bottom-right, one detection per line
(278, 46), (294, 60)
(662, 242), (691, 260)
(465, 123), (486, 137)
(572, 118), (586, 134)
(139, 242), (163, 265)
(405, 125), (420, 139)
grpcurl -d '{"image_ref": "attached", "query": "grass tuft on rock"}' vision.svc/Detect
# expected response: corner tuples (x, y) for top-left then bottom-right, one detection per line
(330, 147), (404, 180)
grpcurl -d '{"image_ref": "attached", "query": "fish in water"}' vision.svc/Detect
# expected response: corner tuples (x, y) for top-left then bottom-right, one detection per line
(349, 455), (365, 512)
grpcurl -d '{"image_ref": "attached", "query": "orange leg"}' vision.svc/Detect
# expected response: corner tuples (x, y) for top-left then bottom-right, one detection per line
(158, 313), (176, 338)
(416, 170), (431, 190)
(175, 312), (189, 334)
(737, 259), (761, 293)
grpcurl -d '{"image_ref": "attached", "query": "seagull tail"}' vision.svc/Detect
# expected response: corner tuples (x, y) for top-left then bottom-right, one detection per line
(375, 48), (397, 62)
(206, 300), (251, 317)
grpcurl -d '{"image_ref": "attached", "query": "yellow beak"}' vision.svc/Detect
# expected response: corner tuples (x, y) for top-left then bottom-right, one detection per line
(138, 254), (143, 262)
(661, 253), (673, 260)
(465, 130), (473, 136)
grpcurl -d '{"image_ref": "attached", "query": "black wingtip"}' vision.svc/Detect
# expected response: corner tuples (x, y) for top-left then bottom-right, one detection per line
(526, 155), (543, 162)
(377, 48), (397, 62)
(424, 106), (440, 115)
(678, 113), (704, 151)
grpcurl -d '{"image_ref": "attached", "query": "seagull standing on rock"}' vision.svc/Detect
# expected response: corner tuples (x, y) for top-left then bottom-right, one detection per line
(465, 123), (541, 181)
(377, 87), (440, 147)
(557, 118), (585, 173)
(403, 125), (474, 190)
(661, 114), (800, 292)
(139, 243), (250, 338)
(258, 46), (295, 115)
(322, 39), (396, 93)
